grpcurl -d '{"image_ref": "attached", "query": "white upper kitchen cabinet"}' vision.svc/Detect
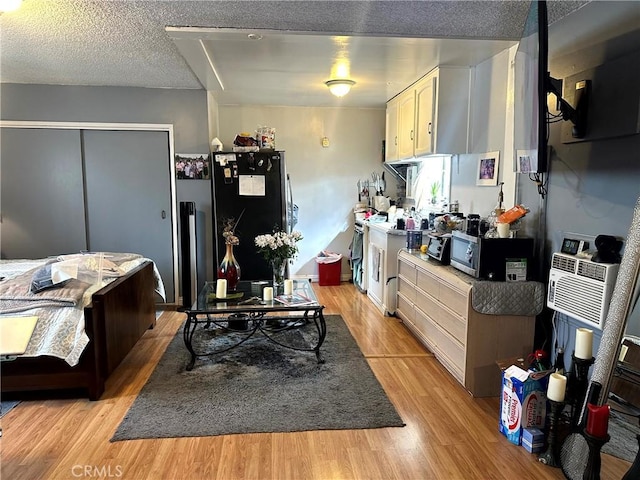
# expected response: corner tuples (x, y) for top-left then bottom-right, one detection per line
(397, 89), (416, 159)
(385, 66), (471, 162)
(385, 89), (415, 162)
(413, 73), (436, 157)
(385, 95), (400, 162)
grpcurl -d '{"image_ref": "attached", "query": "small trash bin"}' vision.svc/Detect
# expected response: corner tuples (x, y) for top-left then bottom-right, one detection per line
(316, 251), (342, 286)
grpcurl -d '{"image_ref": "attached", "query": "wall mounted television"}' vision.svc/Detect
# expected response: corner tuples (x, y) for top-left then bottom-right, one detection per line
(514, 1), (589, 177)
(513, 0), (548, 176)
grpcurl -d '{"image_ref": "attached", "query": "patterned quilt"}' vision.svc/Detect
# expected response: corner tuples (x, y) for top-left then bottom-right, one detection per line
(0, 253), (165, 366)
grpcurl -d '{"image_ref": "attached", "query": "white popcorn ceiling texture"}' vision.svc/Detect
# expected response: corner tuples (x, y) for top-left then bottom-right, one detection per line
(0, 0), (588, 90)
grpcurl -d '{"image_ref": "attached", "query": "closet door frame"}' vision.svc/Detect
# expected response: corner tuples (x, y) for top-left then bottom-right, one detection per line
(0, 120), (179, 303)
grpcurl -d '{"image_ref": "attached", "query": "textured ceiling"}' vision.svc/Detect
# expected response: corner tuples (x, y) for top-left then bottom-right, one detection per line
(1, 1), (637, 107)
(0, 1), (587, 87)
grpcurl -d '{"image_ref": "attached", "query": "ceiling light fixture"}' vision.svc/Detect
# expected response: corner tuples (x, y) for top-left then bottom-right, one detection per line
(0, 0), (22, 12)
(325, 79), (356, 97)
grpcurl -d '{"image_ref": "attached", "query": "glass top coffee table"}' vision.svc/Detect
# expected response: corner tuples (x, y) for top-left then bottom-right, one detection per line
(184, 279), (326, 370)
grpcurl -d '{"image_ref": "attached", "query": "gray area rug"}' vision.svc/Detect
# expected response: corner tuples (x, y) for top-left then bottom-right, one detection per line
(1, 400), (20, 418)
(602, 411), (640, 463)
(111, 315), (404, 441)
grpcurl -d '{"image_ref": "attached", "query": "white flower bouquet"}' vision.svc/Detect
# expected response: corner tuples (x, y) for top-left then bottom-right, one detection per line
(255, 230), (303, 264)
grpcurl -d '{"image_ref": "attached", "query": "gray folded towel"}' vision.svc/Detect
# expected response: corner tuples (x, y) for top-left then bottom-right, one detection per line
(471, 280), (545, 316)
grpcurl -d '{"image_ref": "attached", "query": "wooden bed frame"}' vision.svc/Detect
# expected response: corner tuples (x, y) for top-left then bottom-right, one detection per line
(1, 261), (157, 400)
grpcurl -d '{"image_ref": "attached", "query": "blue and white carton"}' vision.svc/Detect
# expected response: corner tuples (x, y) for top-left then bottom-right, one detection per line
(521, 427), (545, 453)
(499, 365), (551, 445)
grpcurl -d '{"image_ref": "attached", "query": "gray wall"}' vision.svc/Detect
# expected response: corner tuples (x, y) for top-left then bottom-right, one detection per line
(519, 31), (640, 253)
(517, 30), (640, 350)
(1, 84), (210, 299)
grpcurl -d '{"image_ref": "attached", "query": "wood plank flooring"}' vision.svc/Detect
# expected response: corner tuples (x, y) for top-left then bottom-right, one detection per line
(0, 282), (631, 479)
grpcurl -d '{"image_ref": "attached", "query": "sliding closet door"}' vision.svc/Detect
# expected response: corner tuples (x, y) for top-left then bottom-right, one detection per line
(82, 130), (175, 302)
(0, 128), (87, 258)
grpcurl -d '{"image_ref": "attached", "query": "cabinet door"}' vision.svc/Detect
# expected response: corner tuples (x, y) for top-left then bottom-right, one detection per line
(0, 128), (87, 258)
(398, 90), (416, 159)
(384, 97), (400, 162)
(414, 73), (436, 157)
(82, 130), (175, 302)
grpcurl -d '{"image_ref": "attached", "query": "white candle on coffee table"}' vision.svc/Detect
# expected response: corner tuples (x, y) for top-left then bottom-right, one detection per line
(216, 279), (227, 298)
(284, 279), (294, 295)
(263, 287), (274, 301)
(547, 372), (567, 402)
(575, 328), (593, 359)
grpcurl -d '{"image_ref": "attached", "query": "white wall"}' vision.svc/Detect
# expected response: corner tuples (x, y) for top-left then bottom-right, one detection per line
(217, 105), (385, 278)
(451, 47), (517, 218)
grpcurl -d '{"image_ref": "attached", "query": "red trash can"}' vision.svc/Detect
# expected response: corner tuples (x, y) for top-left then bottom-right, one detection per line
(316, 252), (342, 286)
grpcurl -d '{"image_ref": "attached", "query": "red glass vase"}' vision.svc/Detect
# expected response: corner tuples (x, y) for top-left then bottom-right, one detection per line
(218, 244), (241, 290)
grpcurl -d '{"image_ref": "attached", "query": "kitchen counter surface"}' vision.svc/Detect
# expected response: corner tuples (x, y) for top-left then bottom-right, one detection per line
(367, 221), (431, 236)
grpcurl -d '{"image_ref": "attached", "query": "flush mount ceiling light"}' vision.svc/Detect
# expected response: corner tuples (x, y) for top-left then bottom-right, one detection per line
(325, 79), (356, 97)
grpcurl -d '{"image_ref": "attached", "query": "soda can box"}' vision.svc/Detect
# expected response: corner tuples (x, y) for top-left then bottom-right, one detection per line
(499, 365), (551, 445)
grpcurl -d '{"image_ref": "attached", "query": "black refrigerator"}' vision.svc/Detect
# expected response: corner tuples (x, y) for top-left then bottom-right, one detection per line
(211, 151), (295, 281)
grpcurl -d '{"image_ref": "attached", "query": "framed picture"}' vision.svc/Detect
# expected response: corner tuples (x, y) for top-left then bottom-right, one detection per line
(476, 151), (500, 186)
(516, 149), (537, 174)
(175, 153), (211, 180)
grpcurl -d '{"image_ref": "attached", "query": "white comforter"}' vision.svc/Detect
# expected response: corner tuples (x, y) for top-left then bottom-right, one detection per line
(0, 253), (165, 366)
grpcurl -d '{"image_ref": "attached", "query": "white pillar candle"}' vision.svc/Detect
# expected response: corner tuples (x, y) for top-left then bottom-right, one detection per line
(496, 222), (510, 238)
(575, 328), (593, 359)
(547, 372), (567, 402)
(263, 286), (274, 301)
(215, 279), (227, 298)
(284, 279), (294, 295)
(619, 344), (629, 363)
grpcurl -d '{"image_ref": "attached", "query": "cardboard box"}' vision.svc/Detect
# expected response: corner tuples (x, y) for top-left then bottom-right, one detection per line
(499, 365), (551, 445)
(522, 437), (545, 453)
(521, 427), (545, 453)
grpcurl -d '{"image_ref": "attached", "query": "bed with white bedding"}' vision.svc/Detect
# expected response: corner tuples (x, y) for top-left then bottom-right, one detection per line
(0, 252), (164, 400)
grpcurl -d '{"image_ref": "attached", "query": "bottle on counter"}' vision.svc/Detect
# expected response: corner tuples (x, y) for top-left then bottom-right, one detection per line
(406, 207), (416, 230)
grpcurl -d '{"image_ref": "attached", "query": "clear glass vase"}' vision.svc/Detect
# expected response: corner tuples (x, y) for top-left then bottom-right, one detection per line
(271, 258), (287, 294)
(218, 244), (241, 291)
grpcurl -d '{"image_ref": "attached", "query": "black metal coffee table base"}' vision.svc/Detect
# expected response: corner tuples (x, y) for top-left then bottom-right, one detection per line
(183, 309), (326, 371)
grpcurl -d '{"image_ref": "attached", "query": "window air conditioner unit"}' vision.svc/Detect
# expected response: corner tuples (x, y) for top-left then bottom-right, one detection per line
(547, 252), (620, 330)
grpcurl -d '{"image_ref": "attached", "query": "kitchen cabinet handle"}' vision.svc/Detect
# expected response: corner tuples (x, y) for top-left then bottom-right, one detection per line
(394, 136), (398, 146)
(161, 210), (166, 219)
(428, 122), (432, 135)
(410, 130), (414, 141)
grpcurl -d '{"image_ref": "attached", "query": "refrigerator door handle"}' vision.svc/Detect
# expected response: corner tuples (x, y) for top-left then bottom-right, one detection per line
(286, 173), (298, 233)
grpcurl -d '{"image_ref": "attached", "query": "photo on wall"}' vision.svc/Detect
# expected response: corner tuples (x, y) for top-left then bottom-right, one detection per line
(476, 151), (500, 186)
(516, 149), (537, 174)
(175, 153), (211, 180)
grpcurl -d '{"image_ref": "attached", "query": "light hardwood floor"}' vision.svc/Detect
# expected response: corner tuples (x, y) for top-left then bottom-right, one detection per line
(1, 282), (631, 479)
